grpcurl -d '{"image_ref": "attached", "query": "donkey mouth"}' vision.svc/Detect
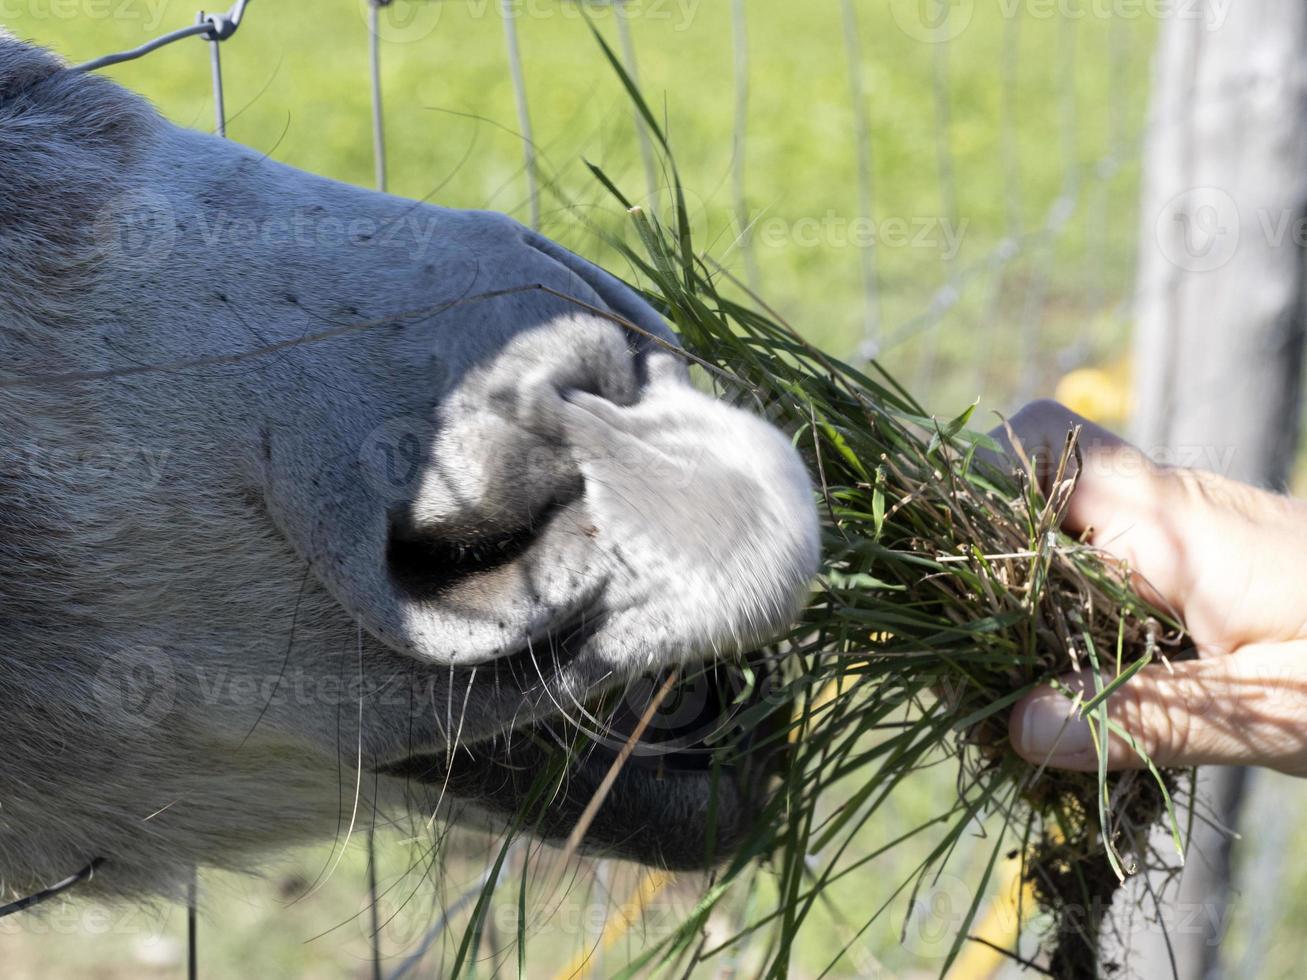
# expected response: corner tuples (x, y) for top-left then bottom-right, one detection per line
(376, 659), (788, 869)
(579, 662), (786, 773)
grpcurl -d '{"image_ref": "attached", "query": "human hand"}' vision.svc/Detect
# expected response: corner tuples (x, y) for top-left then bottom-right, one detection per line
(999, 400), (1307, 776)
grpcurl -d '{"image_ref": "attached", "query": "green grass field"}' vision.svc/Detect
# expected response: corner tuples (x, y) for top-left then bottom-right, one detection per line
(10, 2), (1305, 978)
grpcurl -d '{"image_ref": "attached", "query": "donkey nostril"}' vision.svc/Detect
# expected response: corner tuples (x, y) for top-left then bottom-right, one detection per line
(384, 483), (582, 601)
(386, 513), (543, 600)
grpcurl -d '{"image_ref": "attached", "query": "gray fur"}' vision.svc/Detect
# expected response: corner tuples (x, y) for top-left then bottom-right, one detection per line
(0, 32), (818, 900)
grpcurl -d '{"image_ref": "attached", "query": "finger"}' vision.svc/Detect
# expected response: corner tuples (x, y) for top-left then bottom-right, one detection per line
(992, 399), (1155, 535)
(988, 398), (1131, 503)
(991, 400), (1189, 612)
(1009, 646), (1307, 774)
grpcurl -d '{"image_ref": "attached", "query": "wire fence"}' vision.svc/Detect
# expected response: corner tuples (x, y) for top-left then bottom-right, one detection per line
(0, 1), (1195, 977)
(76, 0), (1151, 417)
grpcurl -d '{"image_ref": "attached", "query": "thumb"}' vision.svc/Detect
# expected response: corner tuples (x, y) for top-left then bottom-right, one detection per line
(995, 400), (1190, 614)
(1009, 648), (1307, 774)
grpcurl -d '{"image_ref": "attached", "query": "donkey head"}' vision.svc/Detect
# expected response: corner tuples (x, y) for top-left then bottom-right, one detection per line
(0, 33), (818, 898)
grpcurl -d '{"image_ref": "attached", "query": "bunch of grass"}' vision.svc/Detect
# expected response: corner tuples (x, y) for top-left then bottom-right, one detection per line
(554, 27), (1192, 980)
(437, 27), (1192, 980)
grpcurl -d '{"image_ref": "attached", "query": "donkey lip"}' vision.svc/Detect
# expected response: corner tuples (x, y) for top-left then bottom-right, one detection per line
(377, 659), (782, 783)
(372, 702), (737, 783)
(373, 662), (786, 870)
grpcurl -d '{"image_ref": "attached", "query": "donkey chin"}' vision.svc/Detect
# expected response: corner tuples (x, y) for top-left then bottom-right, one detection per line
(0, 31), (819, 900)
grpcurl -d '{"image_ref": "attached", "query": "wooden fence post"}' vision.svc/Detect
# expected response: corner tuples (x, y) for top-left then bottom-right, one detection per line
(1129, 3), (1307, 976)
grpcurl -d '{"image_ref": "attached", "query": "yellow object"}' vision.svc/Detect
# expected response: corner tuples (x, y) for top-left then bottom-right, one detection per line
(791, 665), (870, 743)
(946, 855), (1035, 980)
(553, 869), (674, 980)
(1053, 363), (1131, 424)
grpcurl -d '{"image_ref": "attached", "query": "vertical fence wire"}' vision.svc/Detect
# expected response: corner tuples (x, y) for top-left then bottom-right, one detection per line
(613, 1), (660, 214)
(367, 827), (382, 980)
(730, 0), (759, 289)
(1070, 13), (1129, 390)
(970, 11), (1023, 400)
(187, 868), (198, 980)
(207, 33), (226, 137)
(368, 1), (388, 193)
(1097, 14), (1129, 329)
(912, 0), (959, 397)
(501, 0), (540, 229)
(1084, 26), (1114, 336)
(1014, 15), (1080, 407)
(839, 0), (879, 361)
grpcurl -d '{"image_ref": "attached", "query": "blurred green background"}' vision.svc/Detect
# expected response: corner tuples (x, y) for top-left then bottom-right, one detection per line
(6, 1), (1297, 977)
(9, 0), (1153, 413)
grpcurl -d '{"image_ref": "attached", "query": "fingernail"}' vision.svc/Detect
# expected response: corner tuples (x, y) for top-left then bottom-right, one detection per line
(1017, 693), (1093, 761)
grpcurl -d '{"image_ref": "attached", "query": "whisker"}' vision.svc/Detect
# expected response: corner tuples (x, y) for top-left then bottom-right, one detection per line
(300, 624), (368, 901)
